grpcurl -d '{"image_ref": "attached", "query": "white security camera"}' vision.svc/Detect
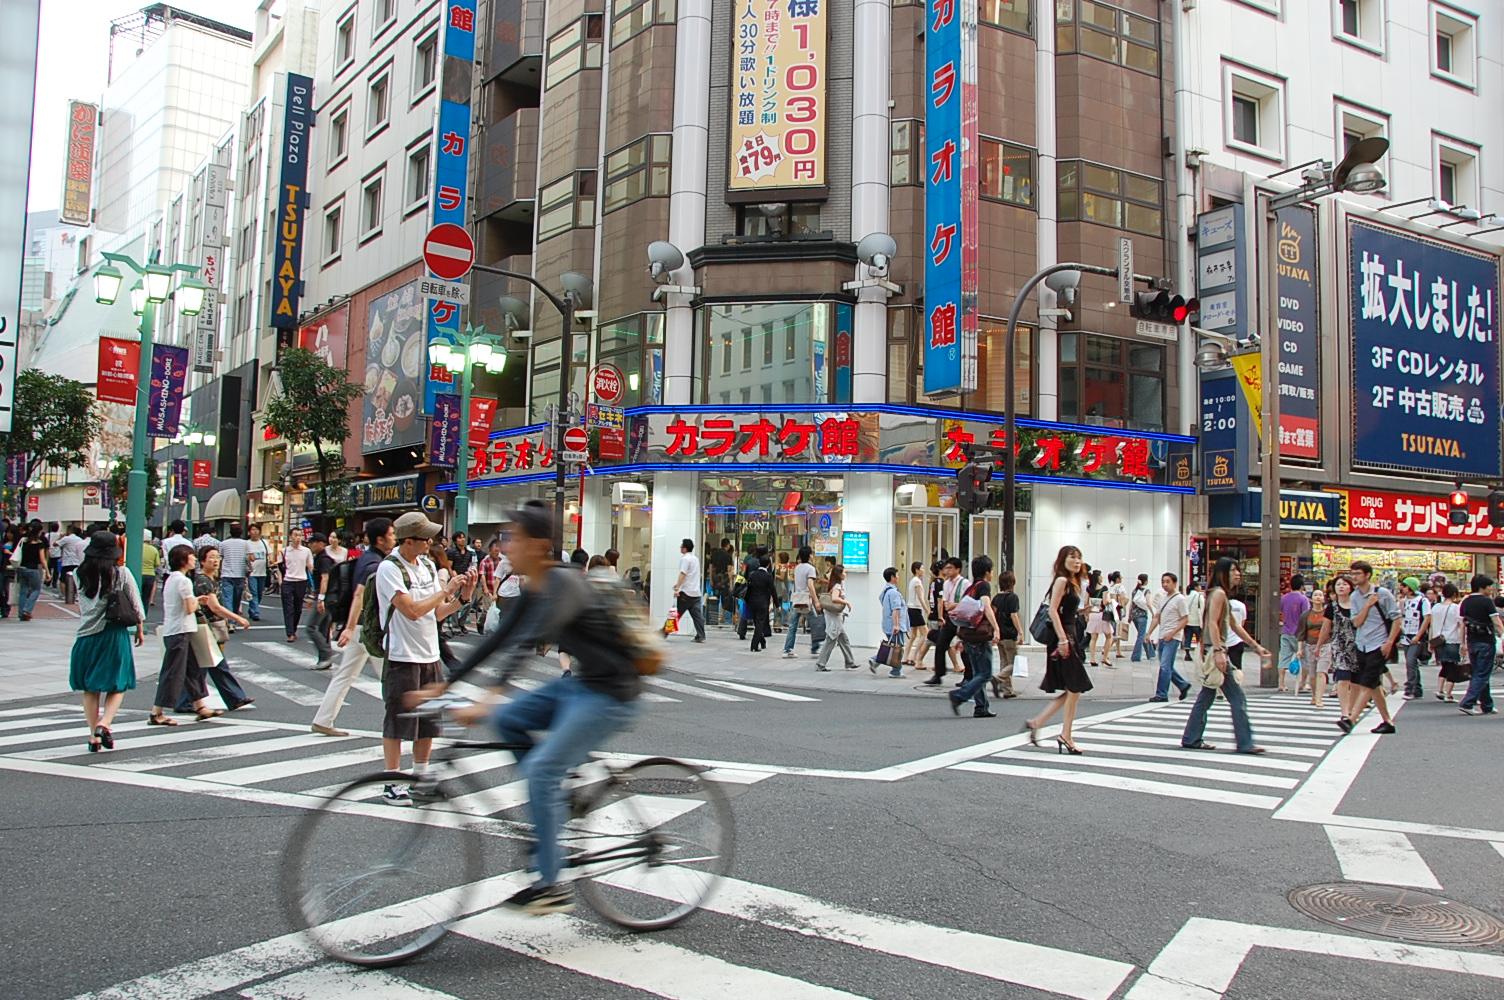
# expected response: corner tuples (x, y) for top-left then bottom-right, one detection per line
(856, 232), (898, 278)
(1044, 268), (1082, 306)
(646, 241), (685, 285)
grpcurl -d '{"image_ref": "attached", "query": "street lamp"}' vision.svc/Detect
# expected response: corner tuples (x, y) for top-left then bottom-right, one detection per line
(171, 424), (218, 538)
(90, 251), (203, 587)
(436, 323), (508, 537)
(1254, 137), (1389, 685)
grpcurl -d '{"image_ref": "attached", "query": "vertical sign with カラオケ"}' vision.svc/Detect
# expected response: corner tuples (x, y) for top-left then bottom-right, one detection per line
(728, 0), (827, 191)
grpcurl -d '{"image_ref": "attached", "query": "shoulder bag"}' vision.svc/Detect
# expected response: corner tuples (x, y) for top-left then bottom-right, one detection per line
(103, 573), (140, 627)
(1028, 598), (1056, 644)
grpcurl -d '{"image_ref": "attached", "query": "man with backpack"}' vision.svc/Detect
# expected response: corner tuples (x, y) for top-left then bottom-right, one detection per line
(311, 518), (394, 737)
(409, 500), (644, 915)
(947, 556), (1000, 717)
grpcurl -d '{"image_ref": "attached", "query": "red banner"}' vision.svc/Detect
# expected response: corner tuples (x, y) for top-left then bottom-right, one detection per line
(1331, 487), (1497, 544)
(192, 460), (212, 489)
(96, 336), (140, 405)
(297, 304), (350, 368)
(469, 397), (497, 447)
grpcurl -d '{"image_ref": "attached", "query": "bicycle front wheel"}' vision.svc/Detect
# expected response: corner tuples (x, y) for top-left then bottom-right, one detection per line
(571, 758), (735, 931)
(281, 772), (485, 967)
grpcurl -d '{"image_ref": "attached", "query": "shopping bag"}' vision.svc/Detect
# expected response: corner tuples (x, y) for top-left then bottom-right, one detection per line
(1013, 654), (1030, 680)
(661, 611), (680, 635)
(877, 639), (903, 667)
(1287, 656), (1301, 675)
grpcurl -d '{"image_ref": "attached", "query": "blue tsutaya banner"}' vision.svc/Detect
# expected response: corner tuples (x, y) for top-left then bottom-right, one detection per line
(1349, 220), (1500, 479)
(269, 72), (312, 331)
(424, 0), (477, 414)
(922, 0), (977, 396)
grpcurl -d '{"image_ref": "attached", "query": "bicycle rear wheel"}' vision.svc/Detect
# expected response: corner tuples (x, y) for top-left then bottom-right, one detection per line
(571, 758), (735, 931)
(281, 772), (485, 966)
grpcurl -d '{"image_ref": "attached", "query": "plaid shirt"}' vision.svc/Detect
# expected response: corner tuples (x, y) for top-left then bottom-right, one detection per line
(479, 554), (499, 591)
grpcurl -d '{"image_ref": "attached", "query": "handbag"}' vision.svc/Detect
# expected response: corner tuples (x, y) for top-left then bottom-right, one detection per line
(1287, 656), (1301, 676)
(877, 638), (902, 667)
(191, 622), (225, 668)
(103, 576), (140, 627)
(661, 611), (680, 635)
(1028, 600), (1055, 644)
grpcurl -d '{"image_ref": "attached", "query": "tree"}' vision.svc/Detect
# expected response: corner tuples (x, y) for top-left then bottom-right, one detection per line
(262, 348), (363, 523)
(0, 370), (103, 519)
(108, 457), (162, 521)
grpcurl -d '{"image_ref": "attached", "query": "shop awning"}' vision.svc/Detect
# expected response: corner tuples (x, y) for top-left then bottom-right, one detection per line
(202, 488), (243, 522)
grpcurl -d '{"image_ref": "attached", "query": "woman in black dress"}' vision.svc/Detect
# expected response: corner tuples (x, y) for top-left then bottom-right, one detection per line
(1024, 545), (1092, 754)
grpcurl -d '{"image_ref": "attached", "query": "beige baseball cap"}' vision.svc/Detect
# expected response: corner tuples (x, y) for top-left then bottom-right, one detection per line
(393, 511), (442, 541)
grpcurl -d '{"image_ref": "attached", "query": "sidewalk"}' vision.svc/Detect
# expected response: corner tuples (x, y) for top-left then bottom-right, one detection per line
(662, 622), (1223, 702)
(0, 596), (158, 701)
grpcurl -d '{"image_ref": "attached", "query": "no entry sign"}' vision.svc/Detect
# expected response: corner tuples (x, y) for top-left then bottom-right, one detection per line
(562, 425), (589, 464)
(423, 223), (475, 281)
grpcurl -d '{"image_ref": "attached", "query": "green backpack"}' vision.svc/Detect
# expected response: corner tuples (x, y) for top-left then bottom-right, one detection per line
(361, 554), (423, 660)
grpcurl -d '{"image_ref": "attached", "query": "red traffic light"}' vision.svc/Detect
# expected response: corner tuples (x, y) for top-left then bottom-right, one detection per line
(1172, 297), (1200, 324)
(1450, 489), (1469, 507)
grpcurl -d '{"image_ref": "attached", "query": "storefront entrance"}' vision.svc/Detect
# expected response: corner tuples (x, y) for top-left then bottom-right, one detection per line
(699, 479), (844, 562)
(970, 511), (1030, 606)
(894, 507), (959, 582)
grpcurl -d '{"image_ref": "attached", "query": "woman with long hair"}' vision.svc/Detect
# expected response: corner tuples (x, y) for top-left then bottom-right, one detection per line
(1316, 574), (1360, 719)
(1181, 556), (1268, 753)
(1024, 545), (1091, 753)
(1295, 588), (1328, 705)
(1084, 567), (1111, 667)
(814, 564), (857, 671)
(69, 532), (145, 751)
(178, 546), (253, 712)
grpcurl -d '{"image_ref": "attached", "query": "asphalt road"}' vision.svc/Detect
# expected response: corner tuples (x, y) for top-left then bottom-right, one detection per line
(2, 602), (1502, 999)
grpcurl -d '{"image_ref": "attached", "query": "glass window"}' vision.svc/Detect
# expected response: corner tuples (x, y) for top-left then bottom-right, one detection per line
(703, 303), (830, 404)
(536, 171), (597, 241)
(735, 203), (823, 240)
(367, 71), (391, 135)
(980, 138), (1036, 208)
(1056, 0), (1158, 73)
(1438, 161), (1456, 206)
(593, 314), (664, 405)
(891, 119), (920, 186)
(360, 175), (383, 237)
(1232, 96), (1259, 145)
(323, 202), (342, 260)
(329, 106), (349, 162)
(413, 33), (438, 94)
(980, 0), (1031, 34)
(546, 14), (605, 87)
(405, 144), (430, 209)
(336, 12), (355, 66)
(1057, 335), (1164, 430)
(612, 0), (675, 47)
(603, 134), (671, 213)
(373, 0), (396, 37)
(1058, 159), (1162, 235)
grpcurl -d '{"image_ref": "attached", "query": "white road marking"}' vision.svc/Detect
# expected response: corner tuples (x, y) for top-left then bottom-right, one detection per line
(994, 750), (1299, 789)
(98, 731), (362, 772)
(437, 777), (530, 816)
(1084, 722), (1336, 747)
(0, 704), (76, 718)
(14, 722), (274, 760)
(644, 675), (749, 701)
(246, 642), (320, 667)
(240, 966), (463, 999)
(699, 679), (820, 701)
(203, 745), (386, 786)
(0, 715), (87, 733)
(453, 907), (867, 1000)
(1061, 730), (1327, 758)
(951, 761), (1284, 810)
(302, 749), (517, 799)
(597, 866), (1136, 1000)
(228, 659), (326, 706)
(1324, 826), (1443, 889)
(1124, 916), (1504, 999)
(1036, 740), (1312, 772)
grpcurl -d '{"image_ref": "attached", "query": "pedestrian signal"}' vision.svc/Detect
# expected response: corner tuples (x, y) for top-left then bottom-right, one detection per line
(1448, 489), (1470, 526)
(1130, 290), (1199, 325)
(1487, 490), (1504, 529)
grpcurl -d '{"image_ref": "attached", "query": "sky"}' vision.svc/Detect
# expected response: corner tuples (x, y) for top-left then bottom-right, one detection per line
(25, 0), (257, 213)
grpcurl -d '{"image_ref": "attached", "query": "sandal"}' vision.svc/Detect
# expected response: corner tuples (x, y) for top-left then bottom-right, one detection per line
(95, 725), (114, 750)
(195, 709), (225, 721)
(148, 714), (179, 727)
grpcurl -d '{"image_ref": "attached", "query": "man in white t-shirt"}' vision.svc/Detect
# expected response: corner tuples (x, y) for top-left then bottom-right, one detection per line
(160, 521), (193, 571)
(1146, 572), (1192, 702)
(374, 511), (474, 805)
(783, 546), (823, 658)
(671, 538), (706, 642)
(280, 528), (314, 641)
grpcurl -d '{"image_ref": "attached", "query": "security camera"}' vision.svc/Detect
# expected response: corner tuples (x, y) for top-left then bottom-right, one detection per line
(856, 232), (898, 278)
(1044, 269), (1082, 306)
(646, 241), (684, 284)
(497, 295), (528, 333)
(560, 271), (593, 310)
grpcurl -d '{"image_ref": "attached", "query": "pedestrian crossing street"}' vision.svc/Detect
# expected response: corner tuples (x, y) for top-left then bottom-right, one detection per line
(949, 696), (1354, 811)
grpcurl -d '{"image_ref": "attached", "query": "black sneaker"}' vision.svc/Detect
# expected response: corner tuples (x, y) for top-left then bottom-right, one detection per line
(973, 709), (997, 718)
(503, 882), (574, 915)
(1336, 718), (1354, 733)
(948, 694), (961, 716)
(1370, 722), (1396, 734)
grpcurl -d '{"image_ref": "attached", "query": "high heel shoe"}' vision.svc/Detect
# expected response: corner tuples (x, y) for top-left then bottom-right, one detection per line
(95, 725), (113, 750)
(87, 736), (101, 753)
(1055, 737), (1083, 755)
(1022, 720), (1040, 747)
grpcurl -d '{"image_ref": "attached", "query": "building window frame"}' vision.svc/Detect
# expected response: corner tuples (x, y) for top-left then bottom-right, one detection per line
(335, 5), (357, 72)
(328, 102), (351, 167)
(1432, 133), (1480, 209)
(372, 0), (397, 41)
(1221, 61), (1286, 163)
(733, 203), (825, 241)
(412, 29), (439, 101)
(1056, 0), (1160, 75)
(366, 63), (393, 141)
(404, 137), (431, 215)
(1332, 0), (1385, 56)
(979, 136), (1037, 209)
(1057, 333), (1166, 432)
(594, 312), (664, 406)
(1057, 159), (1164, 236)
(1429, 2), (1477, 90)
(322, 198), (345, 265)
(700, 302), (836, 406)
(603, 134), (672, 214)
(890, 119), (921, 187)
(545, 14), (604, 88)
(611, 0), (676, 47)
(536, 170), (598, 242)
(979, 0), (1031, 36)
(1234, 0), (1281, 14)
(359, 170), (385, 243)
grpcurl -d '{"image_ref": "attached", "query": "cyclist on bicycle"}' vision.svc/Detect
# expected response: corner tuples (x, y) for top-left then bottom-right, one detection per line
(410, 500), (641, 914)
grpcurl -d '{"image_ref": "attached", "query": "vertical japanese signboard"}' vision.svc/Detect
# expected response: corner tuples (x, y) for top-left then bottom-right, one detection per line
(96, 337), (141, 405)
(1349, 220), (1500, 480)
(269, 72), (313, 334)
(424, 0), (477, 415)
(147, 345), (190, 437)
(0, 0), (40, 435)
(1200, 369), (1245, 494)
(1274, 206), (1319, 459)
(728, 0), (827, 192)
(194, 160), (228, 373)
(923, 0), (978, 395)
(60, 101), (97, 226)
(1195, 206), (1247, 338)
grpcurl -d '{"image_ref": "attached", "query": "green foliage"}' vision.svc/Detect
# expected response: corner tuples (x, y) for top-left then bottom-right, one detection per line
(263, 348), (363, 521)
(0, 370), (103, 517)
(109, 457), (161, 520)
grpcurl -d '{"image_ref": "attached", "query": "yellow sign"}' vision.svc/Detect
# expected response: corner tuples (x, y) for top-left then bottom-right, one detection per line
(728, 0), (827, 191)
(1229, 353), (1263, 441)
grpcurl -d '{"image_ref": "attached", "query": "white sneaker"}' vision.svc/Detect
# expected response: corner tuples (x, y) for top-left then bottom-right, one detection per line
(382, 783), (411, 806)
(782, 651), (796, 659)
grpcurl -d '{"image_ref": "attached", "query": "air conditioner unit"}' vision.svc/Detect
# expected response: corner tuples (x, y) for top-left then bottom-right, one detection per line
(612, 482), (649, 506)
(894, 484), (927, 508)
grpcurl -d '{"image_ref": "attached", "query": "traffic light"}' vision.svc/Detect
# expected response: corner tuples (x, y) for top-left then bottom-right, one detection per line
(1131, 290), (1200, 324)
(956, 462), (991, 514)
(1448, 488), (1470, 526)
(1487, 489), (1504, 529)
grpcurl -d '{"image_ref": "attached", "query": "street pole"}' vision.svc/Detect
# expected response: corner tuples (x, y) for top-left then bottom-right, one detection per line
(124, 295), (157, 590)
(1257, 193), (1282, 686)
(554, 298), (575, 561)
(454, 343), (474, 538)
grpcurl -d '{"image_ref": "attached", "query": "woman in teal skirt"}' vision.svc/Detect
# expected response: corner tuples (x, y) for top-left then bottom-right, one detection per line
(70, 532), (145, 752)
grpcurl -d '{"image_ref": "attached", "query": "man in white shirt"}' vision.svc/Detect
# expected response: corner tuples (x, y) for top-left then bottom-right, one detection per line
(280, 528), (314, 641)
(1146, 572), (1192, 702)
(57, 525), (87, 604)
(160, 520), (193, 572)
(193, 530), (219, 551)
(671, 538), (706, 643)
(375, 511), (473, 804)
(245, 524), (270, 620)
(217, 522), (251, 621)
(150, 544), (214, 724)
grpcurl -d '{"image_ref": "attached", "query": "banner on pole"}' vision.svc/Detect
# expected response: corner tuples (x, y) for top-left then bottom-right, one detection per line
(147, 344), (190, 437)
(96, 336), (141, 405)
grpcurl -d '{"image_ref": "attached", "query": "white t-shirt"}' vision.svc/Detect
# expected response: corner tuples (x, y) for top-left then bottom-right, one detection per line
(161, 534), (193, 564)
(1155, 592), (1189, 642)
(494, 552), (521, 598)
(246, 539), (270, 577)
(162, 572), (198, 636)
(282, 544), (314, 582)
(1107, 581), (1127, 610)
(793, 562), (817, 605)
(907, 574), (926, 609)
(59, 534), (87, 566)
(327, 545), (349, 564)
(1227, 598), (1247, 647)
(678, 552), (702, 597)
(1433, 601), (1464, 644)
(376, 555), (442, 663)
(1402, 596), (1431, 637)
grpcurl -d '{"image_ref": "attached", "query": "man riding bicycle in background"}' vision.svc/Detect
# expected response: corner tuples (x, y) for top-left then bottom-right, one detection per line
(410, 501), (642, 915)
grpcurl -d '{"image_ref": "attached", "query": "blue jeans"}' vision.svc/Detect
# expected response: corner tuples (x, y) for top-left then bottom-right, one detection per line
(1460, 641), (1496, 712)
(491, 674), (638, 885)
(246, 576), (265, 619)
(17, 568), (42, 615)
(951, 642), (994, 711)
(1182, 666), (1256, 751)
(220, 577), (247, 619)
(1155, 638), (1189, 699)
(784, 607), (822, 654)
(1130, 612), (1150, 661)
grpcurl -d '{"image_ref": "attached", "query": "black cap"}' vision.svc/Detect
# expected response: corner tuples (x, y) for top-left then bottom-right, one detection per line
(501, 500), (555, 541)
(83, 530), (120, 561)
(308, 532), (328, 544)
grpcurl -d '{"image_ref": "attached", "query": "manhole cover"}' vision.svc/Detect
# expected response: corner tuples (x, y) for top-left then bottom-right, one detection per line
(1288, 883), (1504, 947)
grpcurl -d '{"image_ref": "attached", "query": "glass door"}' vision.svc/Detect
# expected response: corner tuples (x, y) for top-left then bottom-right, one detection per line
(893, 508), (959, 582)
(969, 512), (1030, 610)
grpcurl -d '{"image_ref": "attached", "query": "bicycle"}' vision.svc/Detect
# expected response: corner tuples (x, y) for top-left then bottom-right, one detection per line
(281, 698), (736, 967)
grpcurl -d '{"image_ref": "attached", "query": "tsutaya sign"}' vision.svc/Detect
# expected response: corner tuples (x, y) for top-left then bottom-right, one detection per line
(269, 73), (313, 332)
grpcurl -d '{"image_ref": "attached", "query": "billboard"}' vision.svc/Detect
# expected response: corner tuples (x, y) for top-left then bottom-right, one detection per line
(728, 0), (827, 193)
(96, 336), (141, 405)
(1349, 220), (1500, 480)
(1195, 206), (1247, 338)
(194, 159), (228, 373)
(1274, 206), (1319, 459)
(297, 304), (349, 369)
(362, 283), (427, 454)
(0, 0), (40, 435)
(269, 72), (313, 330)
(1200, 369), (1244, 494)
(922, 0), (979, 395)
(60, 101), (97, 226)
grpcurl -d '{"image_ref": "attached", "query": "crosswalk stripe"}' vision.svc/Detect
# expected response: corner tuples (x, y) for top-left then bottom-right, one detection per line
(509, 671), (680, 703)
(302, 748), (518, 799)
(17, 722), (274, 760)
(1148, 712), (1343, 734)
(1085, 722), (1337, 747)
(699, 679), (820, 701)
(0, 721), (103, 748)
(1060, 730), (1328, 758)
(994, 749), (1300, 789)
(596, 866), (1136, 1000)
(439, 777), (530, 816)
(951, 760), (1285, 810)
(0, 705), (74, 718)
(1, 715), (85, 733)
(98, 731), (362, 773)
(247, 641), (321, 667)
(644, 676), (749, 701)
(229, 661), (326, 706)
(241, 966), (464, 999)
(454, 906), (867, 1000)
(203, 745), (385, 786)
(1022, 740), (1312, 772)
(1325, 826), (1443, 890)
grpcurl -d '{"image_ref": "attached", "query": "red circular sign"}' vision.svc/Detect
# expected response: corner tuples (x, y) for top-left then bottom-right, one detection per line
(422, 223), (475, 281)
(592, 364), (624, 404)
(563, 427), (589, 453)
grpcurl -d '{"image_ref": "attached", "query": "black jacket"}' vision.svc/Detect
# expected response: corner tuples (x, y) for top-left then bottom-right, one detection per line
(744, 566), (776, 612)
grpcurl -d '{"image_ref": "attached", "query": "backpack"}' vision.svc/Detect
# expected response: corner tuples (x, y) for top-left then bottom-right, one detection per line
(326, 558), (359, 622)
(586, 570), (664, 675)
(361, 555), (429, 660)
(954, 583), (994, 644)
